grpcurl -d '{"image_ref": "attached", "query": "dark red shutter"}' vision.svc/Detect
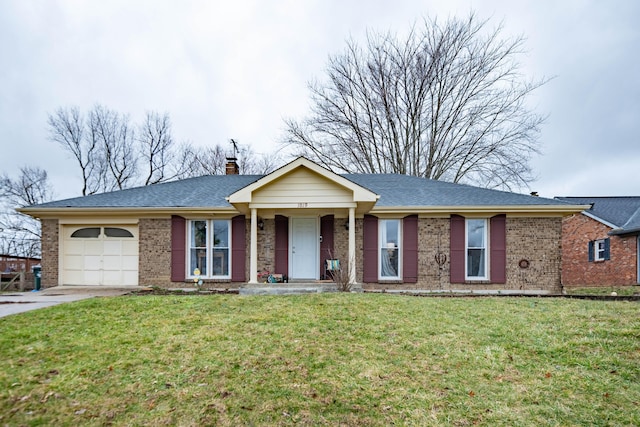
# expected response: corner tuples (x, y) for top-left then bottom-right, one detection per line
(490, 214), (506, 284)
(275, 215), (288, 275)
(450, 215), (465, 284)
(231, 215), (246, 282)
(403, 215), (418, 283)
(320, 215), (334, 278)
(171, 215), (186, 282)
(363, 215), (378, 282)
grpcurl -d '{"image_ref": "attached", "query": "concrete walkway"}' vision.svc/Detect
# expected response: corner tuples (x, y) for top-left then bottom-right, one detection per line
(0, 286), (142, 318)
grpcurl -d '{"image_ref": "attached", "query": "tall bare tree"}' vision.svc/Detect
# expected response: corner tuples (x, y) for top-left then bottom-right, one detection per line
(48, 107), (103, 195)
(139, 111), (175, 185)
(284, 14), (547, 189)
(90, 105), (136, 191)
(0, 167), (53, 257)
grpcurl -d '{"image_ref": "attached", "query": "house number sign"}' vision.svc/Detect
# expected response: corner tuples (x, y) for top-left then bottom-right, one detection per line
(298, 202), (308, 208)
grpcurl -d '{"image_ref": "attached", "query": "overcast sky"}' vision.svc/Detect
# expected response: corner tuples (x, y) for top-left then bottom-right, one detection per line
(1, 0), (638, 201)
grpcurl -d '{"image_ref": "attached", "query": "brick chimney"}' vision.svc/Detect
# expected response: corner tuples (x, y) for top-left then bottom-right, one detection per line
(226, 157), (239, 175)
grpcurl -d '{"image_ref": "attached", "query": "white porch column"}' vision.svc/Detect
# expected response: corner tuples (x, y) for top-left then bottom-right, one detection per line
(348, 207), (356, 284)
(249, 208), (258, 283)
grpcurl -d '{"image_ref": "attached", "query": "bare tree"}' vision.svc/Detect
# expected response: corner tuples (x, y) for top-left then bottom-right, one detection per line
(0, 167), (53, 257)
(241, 150), (283, 175)
(174, 141), (282, 178)
(139, 111), (175, 185)
(284, 14), (547, 189)
(48, 107), (103, 195)
(49, 106), (285, 193)
(90, 105), (136, 191)
(173, 143), (229, 178)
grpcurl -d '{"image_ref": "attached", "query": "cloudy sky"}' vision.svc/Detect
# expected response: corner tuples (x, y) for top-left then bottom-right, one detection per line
(1, 0), (638, 201)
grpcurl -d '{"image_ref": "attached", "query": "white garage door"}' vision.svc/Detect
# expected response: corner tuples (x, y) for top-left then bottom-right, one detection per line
(63, 225), (139, 286)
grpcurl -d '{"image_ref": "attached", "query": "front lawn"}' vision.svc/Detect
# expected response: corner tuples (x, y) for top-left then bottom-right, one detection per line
(1, 294), (638, 426)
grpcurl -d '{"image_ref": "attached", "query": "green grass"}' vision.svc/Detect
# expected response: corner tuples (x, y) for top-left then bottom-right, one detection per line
(1, 294), (639, 426)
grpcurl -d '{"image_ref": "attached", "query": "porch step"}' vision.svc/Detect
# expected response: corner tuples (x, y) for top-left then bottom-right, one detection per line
(239, 282), (338, 296)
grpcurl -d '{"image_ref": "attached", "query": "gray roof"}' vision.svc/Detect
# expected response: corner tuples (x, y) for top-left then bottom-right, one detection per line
(555, 196), (640, 235)
(344, 174), (569, 207)
(32, 175), (262, 208)
(31, 173), (573, 210)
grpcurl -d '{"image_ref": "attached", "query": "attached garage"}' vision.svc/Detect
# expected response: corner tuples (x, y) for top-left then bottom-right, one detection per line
(62, 225), (139, 286)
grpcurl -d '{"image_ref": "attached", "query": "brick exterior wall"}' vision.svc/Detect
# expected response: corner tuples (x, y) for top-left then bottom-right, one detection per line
(361, 216), (563, 293)
(40, 219), (59, 288)
(256, 218), (275, 277)
(138, 218), (172, 287)
(40, 214), (565, 292)
(561, 213), (638, 287)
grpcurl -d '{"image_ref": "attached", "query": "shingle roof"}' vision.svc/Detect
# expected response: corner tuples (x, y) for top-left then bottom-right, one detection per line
(32, 175), (262, 208)
(31, 172), (573, 210)
(344, 174), (569, 207)
(555, 196), (640, 235)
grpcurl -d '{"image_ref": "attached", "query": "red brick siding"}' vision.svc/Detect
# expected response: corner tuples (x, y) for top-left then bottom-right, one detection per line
(40, 219), (59, 288)
(561, 213), (637, 287)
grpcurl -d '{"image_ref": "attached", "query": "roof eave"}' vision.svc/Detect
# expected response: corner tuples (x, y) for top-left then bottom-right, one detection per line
(582, 211), (619, 229)
(18, 206), (239, 218)
(370, 204), (590, 215)
(609, 227), (640, 236)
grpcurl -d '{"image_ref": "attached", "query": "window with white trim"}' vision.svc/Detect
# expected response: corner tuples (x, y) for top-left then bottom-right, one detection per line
(379, 219), (401, 279)
(188, 219), (231, 278)
(589, 238), (610, 262)
(466, 219), (487, 280)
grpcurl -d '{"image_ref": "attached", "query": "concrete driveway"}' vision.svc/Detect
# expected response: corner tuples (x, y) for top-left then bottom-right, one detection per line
(0, 286), (142, 318)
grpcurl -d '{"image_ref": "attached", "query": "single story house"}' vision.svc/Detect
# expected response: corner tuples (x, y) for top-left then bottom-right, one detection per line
(21, 157), (587, 293)
(556, 196), (640, 287)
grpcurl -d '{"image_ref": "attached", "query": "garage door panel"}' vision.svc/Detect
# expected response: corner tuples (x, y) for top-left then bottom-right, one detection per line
(121, 271), (138, 286)
(64, 241), (85, 256)
(102, 270), (122, 285)
(65, 255), (84, 270)
(84, 270), (102, 285)
(121, 241), (138, 255)
(84, 241), (103, 256)
(121, 256), (138, 270)
(64, 270), (84, 285)
(103, 240), (122, 255)
(83, 255), (102, 270)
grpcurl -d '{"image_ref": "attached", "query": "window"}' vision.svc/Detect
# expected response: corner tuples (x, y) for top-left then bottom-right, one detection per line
(379, 219), (401, 279)
(212, 220), (230, 276)
(189, 219), (231, 278)
(190, 221), (208, 276)
(466, 219), (487, 279)
(70, 227), (135, 238)
(589, 238), (610, 262)
(70, 227), (101, 238)
(104, 227), (134, 238)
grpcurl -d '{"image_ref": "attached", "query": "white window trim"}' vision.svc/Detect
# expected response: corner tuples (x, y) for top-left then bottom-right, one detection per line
(594, 238), (606, 261)
(378, 219), (402, 280)
(187, 219), (232, 279)
(465, 218), (488, 281)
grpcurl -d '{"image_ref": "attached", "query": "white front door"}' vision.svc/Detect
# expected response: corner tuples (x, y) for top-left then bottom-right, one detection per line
(290, 218), (319, 280)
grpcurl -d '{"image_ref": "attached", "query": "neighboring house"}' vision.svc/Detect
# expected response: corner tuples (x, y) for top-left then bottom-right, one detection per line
(20, 157), (586, 293)
(0, 255), (41, 273)
(556, 197), (640, 287)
